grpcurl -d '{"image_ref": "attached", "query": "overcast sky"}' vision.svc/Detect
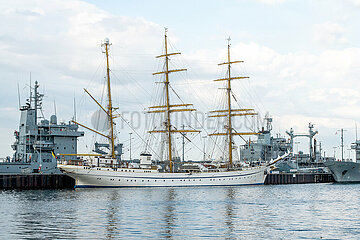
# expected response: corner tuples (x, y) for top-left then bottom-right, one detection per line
(0, 0), (359, 160)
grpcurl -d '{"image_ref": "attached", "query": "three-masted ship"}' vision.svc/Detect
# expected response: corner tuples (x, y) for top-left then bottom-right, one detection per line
(59, 32), (269, 188)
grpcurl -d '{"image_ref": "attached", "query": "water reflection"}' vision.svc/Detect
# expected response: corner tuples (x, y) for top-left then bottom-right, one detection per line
(162, 188), (176, 239)
(105, 190), (120, 239)
(225, 187), (236, 239)
(1, 185), (359, 239)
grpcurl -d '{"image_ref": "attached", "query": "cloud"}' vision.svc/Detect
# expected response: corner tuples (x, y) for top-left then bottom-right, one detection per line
(346, 0), (360, 7)
(256, 0), (287, 4)
(181, 41), (360, 138)
(0, 0), (162, 104)
(0, 0), (163, 156)
(314, 22), (348, 45)
(0, 0), (359, 158)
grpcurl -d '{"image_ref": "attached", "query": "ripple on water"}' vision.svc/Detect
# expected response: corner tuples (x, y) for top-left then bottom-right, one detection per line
(0, 184), (360, 239)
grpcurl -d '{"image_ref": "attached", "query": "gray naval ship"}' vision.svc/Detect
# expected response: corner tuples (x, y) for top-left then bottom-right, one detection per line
(0, 81), (84, 174)
(239, 116), (291, 164)
(324, 140), (360, 183)
(239, 119), (333, 172)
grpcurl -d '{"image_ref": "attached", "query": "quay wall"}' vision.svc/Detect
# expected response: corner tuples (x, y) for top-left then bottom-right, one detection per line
(265, 173), (334, 185)
(0, 174), (75, 190)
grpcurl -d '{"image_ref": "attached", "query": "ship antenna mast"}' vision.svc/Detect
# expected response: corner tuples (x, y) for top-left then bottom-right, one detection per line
(209, 37), (258, 168)
(17, 82), (21, 109)
(103, 38), (116, 159)
(34, 81), (39, 124)
(29, 72), (32, 108)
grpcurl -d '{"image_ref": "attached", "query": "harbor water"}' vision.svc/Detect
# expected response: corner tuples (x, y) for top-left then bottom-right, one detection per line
(1, 184), (359, 239)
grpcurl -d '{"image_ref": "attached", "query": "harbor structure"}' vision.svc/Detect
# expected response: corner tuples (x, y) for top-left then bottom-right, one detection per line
(286, 123), (318, 161)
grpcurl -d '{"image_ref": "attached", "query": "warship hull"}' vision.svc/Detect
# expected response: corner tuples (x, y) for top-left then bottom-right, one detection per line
(59, 165), (267, 188)
(324, 161), (360, 183)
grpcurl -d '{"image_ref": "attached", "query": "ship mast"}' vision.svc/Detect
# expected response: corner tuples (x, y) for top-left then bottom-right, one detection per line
(103, 39), (116, 158)
(72, 38), (117, 159)
(226, 39), (233, 165)
(164, 31), (173, 171)
(209, 38), (258, 167)
(149, 29), (199, 172)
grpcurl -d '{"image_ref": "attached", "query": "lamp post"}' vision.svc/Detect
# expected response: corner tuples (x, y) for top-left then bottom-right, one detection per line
(202, 136), (207, 162)
(294, 141), (300, 169)
(294, 141), (300, 154)
(182, 124), (185, 162)
(337, 129), (347, 161)
(129, 132), (133, 162)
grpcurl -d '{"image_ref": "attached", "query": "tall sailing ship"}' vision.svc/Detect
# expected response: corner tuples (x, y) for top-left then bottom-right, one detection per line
(59, 32), (272, 188)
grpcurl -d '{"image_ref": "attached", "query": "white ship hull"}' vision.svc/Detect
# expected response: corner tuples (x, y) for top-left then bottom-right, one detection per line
(324, 161), (360, 183)
(59, 165), (268, 188)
